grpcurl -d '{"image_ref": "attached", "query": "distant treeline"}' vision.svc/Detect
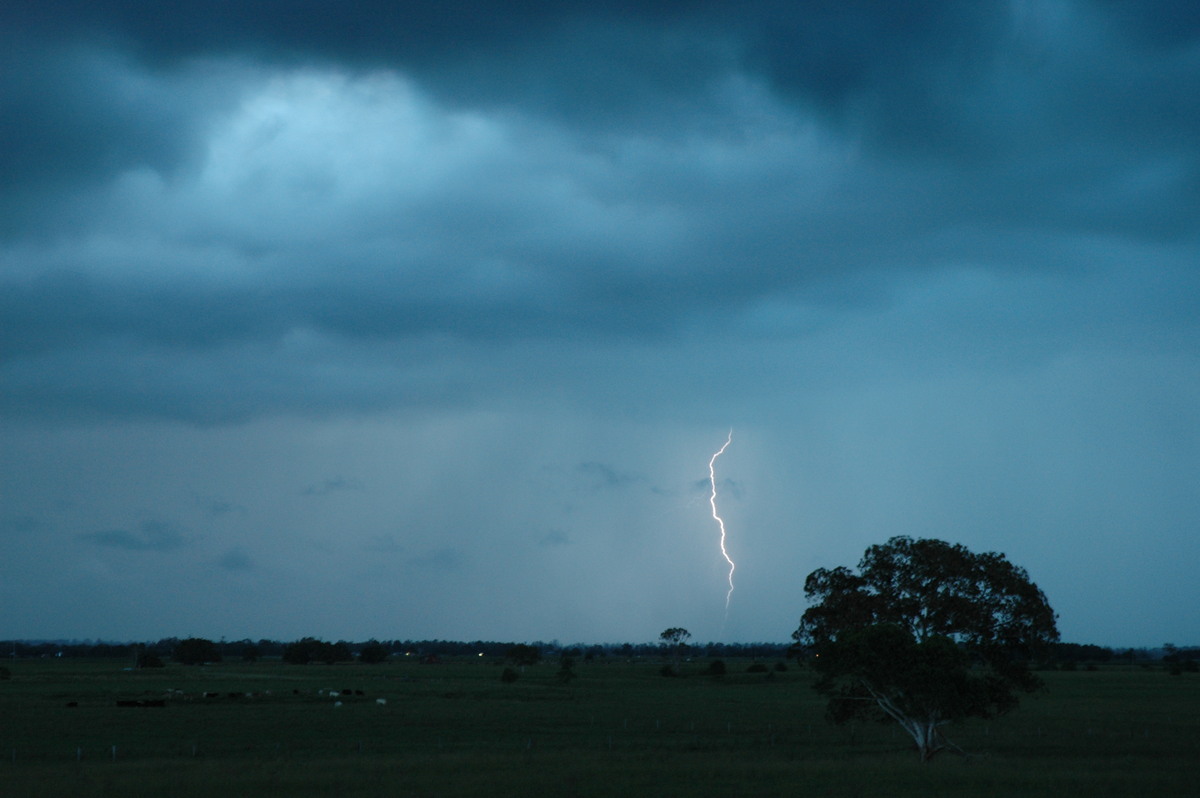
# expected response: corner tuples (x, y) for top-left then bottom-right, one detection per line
(2, 638), (1196, 667)
(2, 638), (794, 663)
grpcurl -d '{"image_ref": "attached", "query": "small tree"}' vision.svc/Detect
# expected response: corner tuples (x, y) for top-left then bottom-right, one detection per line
(283, 637), (350, 665)
(660, 627), (691, 675)
(172, 637), (221, 665)
(793, 536), (1058, 762)
(359, 639), (390, 664)
(506, 644), (541, 669)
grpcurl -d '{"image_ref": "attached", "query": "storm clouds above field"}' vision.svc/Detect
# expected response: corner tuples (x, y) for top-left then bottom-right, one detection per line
(2, 1), (1197, 647)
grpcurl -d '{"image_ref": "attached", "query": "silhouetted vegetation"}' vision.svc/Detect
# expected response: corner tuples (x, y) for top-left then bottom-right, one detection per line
(505, 643), (541, 668)
(172, 638), (221, 666)
(282, 638), (353, 665)
(0, 636), (1192, 668)
(795, 536), (1060, 762)
(357, 639), (389, 664)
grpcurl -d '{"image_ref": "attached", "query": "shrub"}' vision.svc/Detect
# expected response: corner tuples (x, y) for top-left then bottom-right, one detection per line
(359, 640), (389, 664)
(172, 638), (221, 665)
(500, 667), (519, 683)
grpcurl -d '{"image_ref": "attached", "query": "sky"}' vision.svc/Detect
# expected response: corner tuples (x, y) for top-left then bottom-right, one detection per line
(1, 1), (1197, 648)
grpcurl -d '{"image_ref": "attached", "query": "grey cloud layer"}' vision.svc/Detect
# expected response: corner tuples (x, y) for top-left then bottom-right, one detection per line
(2, 1), (1197, 422)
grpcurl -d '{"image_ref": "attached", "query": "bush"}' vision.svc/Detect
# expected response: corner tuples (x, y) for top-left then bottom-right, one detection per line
(172, 638), (221, 665)
(506, 644), (541, 667)
(283, 638), (353, 665)
(500, 667), (519, 683)
(706, 660), (727, 676)
(746, 663), (769, 673)
(359, 640), (389, 664)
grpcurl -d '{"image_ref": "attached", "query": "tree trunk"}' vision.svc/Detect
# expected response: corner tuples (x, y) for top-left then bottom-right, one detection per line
(858, 680), (947, 762)
(905, 719), (943, 762)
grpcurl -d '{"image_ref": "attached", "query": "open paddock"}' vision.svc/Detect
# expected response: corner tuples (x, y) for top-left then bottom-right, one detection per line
(1, 657), (1196, 796)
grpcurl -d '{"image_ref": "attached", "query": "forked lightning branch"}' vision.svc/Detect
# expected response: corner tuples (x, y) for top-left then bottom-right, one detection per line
(709, 429), (735, 625)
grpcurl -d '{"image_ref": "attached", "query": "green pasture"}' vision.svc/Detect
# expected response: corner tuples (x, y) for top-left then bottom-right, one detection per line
(1, 657), (1196, 796)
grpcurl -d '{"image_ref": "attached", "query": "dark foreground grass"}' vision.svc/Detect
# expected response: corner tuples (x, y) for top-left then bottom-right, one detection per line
(2, 658), (1197, 797)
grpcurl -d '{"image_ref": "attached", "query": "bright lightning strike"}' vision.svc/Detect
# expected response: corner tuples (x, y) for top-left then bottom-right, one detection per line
(709, 429), (735, 624)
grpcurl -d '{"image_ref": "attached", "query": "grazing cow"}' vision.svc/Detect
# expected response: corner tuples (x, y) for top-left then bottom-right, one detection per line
(333, 701), (343, 708)
(375, 698), (387, 706)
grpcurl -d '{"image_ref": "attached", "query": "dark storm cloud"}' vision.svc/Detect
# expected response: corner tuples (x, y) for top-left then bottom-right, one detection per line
(0, 0), (1196, 425)
(1, 2), (1196, 648)
(6, 1), (1195, 173)
(79, 521), (190, 552)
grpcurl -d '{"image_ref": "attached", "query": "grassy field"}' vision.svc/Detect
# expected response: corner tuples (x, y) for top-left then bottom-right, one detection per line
(1, 656), (1196, 797)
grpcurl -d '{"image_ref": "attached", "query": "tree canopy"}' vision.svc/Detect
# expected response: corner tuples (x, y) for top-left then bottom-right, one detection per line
(793, 536), (1059, 761)
(660, 627), (691, 675)
(171, 637), (221, 665)
(505, 643), (541, 667)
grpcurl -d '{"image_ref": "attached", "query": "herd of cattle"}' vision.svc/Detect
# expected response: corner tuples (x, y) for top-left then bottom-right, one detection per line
(66, 687), (390, 709)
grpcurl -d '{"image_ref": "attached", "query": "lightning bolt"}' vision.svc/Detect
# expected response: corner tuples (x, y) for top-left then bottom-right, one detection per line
(709, 429), (735, 625)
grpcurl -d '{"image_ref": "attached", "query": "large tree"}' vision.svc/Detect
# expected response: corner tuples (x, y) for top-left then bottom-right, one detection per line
(793, 536), (1058, 761)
